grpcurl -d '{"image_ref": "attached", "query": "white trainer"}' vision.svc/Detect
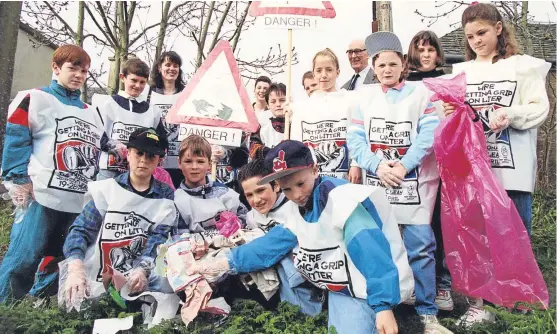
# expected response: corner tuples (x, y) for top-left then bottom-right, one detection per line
(435, 290), (454, 311)
(420, 314), (454, 334)
(456, 298), (496, 328)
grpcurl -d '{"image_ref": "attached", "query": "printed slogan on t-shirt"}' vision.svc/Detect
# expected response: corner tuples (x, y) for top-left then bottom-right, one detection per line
(466, 80), (517, 169)
(97, 211), (152, 280)
(366, 118), (420, 205)
(294, 246), (355, 297)
(300, 120), (349, 179)
(50, 116), (101, 193)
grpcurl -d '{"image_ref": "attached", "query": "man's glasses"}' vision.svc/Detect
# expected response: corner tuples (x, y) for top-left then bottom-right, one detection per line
(135, 150), (157, 160)
(346, 48), (366, 55)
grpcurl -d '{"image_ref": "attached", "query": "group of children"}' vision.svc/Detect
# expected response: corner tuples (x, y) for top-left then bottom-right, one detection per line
(0, 2), (550, 334)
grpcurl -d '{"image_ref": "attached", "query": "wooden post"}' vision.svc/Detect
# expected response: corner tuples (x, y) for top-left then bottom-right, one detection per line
(375, 1), (393, 32)
(284, 28), (293, 140)
(211, 160), (217, 182)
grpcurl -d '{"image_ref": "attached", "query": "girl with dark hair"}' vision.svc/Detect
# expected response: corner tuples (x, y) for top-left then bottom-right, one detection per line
(442, 2), (551, 327)
(406, 30), (446, 82)
(149, 51), (187, 187)
(406, 30), (454, 314)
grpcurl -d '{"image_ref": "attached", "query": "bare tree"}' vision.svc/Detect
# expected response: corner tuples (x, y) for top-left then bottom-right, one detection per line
(21, 1), (297, 92)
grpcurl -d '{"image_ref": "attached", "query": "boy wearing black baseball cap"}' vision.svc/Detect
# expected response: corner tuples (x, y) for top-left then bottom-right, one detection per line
(187, 140), (414, 334)
(60, 127), (178, 311)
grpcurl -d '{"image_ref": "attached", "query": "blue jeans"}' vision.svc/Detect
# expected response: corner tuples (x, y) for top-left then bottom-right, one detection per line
(328, 292), (377, 334)
(0, 201), (77, 302)
(507, 190), (532, 236)
(402, 224), (438, 315)
(277, 256), (322, 316)
(431, 183), (452, 291)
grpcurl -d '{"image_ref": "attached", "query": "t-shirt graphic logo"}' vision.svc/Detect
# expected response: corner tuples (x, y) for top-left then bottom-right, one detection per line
(273, 150), (287, 172)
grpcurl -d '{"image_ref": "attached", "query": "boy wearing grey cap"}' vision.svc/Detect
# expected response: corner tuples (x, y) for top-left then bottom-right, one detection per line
(348, 32), (452, 334)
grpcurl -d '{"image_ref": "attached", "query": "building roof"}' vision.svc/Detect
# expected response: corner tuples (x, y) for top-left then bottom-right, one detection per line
(439, 22), (556, 65)
(19, 21), (58, 50)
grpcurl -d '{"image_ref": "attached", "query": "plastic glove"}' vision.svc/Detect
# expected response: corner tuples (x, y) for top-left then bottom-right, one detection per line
(128, 267), (148, 294)
(211, 145), (227, 161)
(8, 183), (33, 208)
(212, 235), (236, 248)
(107, 139), (128, 161)
(64, 259), (90, 312)
(186, 256), (230, 277)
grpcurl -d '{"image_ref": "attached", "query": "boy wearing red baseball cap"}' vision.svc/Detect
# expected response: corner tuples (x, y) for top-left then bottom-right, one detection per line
(188, 140), (414, 334)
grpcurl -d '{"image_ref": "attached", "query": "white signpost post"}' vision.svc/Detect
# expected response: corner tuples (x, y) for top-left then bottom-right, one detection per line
(249, 1), (337, 140)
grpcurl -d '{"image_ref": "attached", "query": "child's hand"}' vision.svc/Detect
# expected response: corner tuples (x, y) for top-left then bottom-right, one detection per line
(348, 166), (362, 184)
(488, 108), (511, 133)
(376, 309), (398, 334)
(376, 161), (403, 189)
(391, 162), (407, 184)
(211, 145), (227, 161)
(283, 101), (292, 119)
(128, 267), (148, 294)
(442, 102), (456, 117)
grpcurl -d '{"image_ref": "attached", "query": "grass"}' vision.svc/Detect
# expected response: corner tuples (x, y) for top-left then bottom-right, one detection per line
(0, 194), (554, 334)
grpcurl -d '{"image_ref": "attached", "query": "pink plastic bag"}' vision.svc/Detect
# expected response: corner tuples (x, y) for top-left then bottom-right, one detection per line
(153, 167), (176, 190)
(215, 211), (241, 238)
(423, 73), (548, 308)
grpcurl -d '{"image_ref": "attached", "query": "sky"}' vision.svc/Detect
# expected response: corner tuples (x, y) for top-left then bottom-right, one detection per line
(28, 1), (556, 102)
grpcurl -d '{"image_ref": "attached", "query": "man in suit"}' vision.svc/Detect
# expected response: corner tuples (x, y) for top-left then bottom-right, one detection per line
(341, 40), (375, 91)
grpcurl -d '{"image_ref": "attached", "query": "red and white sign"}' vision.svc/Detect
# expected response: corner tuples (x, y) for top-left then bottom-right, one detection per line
(167, 40), (259, 137)
(249, 1), (336, 18)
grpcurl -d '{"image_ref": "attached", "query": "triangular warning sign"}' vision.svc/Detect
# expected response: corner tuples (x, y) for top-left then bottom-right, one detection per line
(249, 1), (336, 18)
(167, 40), (259, 133)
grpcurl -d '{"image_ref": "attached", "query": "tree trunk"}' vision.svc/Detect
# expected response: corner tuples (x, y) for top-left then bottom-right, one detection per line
(196, 1), (215, 69)
(117, 1), (129, 91)
(149, 1), (172, 84)
(520, 1), (533, 55)
(76, 1), (88, 102)
(0, 1), (23, 159)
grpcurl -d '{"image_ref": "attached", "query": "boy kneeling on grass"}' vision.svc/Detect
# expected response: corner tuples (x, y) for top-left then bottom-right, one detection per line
(187, 140), (414, 334)
(60, 127), (178, 311)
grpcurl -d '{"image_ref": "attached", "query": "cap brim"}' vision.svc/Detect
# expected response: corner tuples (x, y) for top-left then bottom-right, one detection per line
(127, 143), (165, 157)
(257, 165), (313, 185)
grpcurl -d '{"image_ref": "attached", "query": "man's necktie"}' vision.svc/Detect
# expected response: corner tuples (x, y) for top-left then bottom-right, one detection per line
(348, 73), (360, 91)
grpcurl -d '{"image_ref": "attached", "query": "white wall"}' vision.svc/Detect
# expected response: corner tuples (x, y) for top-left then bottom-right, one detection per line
(10, 28), (55, 99)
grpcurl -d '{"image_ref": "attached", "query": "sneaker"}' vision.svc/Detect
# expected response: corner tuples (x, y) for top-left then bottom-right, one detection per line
(456, 298), (496, 328)
(435, 290), (454, 311)
(420, 315), (454, 334)
(403, 292), (416, 305)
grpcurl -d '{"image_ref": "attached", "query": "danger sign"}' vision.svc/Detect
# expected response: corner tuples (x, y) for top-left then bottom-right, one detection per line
(166, 40), (259, 133)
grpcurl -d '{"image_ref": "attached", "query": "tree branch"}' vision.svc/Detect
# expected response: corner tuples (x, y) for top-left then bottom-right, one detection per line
(43, 1), (77, 39)
(208, 1), (232, 52)
(94, 1), (119, 45)
(127, 1), (137, 30)
(196, 1), (215, 68)
(231, 2), (251, 51)
(83, 2), (117, 46)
